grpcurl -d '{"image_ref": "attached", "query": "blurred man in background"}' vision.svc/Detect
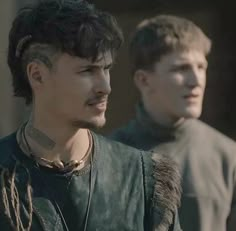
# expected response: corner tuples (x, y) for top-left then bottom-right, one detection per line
(111, 14), (236, 231)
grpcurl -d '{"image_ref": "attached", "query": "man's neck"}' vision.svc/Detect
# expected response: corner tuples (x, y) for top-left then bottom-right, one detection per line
(142, 103), (184, 128)
(21, 118), (91, 164)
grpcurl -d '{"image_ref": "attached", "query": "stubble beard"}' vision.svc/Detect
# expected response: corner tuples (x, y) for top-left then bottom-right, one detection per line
(71, 116), (106, 130)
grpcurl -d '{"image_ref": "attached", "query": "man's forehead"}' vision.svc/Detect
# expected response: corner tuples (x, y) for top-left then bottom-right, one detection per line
(81, 52), (113, 66)
(57, 52), (113, 67)
(93, 52), (113, 65)
(163, 49), (207, 64)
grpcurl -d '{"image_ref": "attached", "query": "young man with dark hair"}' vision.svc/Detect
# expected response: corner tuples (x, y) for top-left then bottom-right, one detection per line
(0, 1), (181, 231)
(111, 15), (236, 231)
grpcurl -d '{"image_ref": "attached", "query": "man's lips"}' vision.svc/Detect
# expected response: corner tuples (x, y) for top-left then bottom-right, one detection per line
(183, 89), (202, 98)
(183, 93), (199, 98)
(183, 93), (201, 103)
(86, 97), (108, 105)
(86, 97), (108, 111)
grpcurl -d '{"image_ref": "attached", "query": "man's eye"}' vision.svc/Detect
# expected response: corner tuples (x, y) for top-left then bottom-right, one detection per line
(198, 64), (207, 70)
(104, 64), (113, 71)
(80, 69), (92, 73)
(171, 65), (189, 72)
(178, 65), (190, 71)
(104, 66), (111, 71)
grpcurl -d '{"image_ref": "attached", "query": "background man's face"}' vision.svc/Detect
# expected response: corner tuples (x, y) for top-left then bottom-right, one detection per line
(143, 49), (208, 124)
(39, 52), (113, 129)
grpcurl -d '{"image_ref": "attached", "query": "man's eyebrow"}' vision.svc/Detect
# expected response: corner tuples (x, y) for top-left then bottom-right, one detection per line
(79, 62), (113, 69)
(172, 60), (208, 66)
(170, 62), (191, 68)
(104, 63), (113, 69)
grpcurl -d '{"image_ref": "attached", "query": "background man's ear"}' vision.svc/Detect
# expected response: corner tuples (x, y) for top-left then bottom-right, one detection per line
(134, 70), (150, 92)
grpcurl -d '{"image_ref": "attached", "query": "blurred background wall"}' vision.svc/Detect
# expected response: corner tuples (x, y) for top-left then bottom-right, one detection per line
(0, 0), (15, 136)
(0, 0), (235, 139)
(0, 0), (34, 137)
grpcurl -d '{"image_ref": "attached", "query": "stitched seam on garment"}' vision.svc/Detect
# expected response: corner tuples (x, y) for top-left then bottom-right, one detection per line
(54, 213), (62, 231)
(33, 205), (48, 231)
(140, 151), (150, 230)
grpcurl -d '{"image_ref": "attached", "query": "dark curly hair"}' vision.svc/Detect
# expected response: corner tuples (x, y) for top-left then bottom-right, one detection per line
(8, 0), (123, 104)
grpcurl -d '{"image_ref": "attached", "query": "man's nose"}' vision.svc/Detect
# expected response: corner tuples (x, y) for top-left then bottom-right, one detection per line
(94, 70), (111, 95)
(186, 68), (204, 87)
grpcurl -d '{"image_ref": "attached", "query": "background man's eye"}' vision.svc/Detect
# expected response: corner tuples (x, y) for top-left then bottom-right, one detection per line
(178, 65), (189, 71)
(198, 64), (207, 70)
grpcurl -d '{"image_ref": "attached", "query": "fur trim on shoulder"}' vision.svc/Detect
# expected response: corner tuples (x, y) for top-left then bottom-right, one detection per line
(152, 153), (182, 230)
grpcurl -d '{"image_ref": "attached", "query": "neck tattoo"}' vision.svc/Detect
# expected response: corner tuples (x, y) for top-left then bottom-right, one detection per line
(27, 124), (55, 150)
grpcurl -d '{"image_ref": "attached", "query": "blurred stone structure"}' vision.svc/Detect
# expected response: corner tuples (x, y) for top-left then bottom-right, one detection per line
(0, 0), (235, 139)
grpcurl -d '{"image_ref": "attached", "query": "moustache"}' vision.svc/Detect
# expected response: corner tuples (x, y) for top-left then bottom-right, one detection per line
(85, 95), (108, 105)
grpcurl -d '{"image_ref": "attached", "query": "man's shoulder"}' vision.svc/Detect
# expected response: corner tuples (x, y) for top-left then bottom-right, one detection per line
(93, 132), (182, 229)
(193, 119), (236, 146)
(95, 132), (181, 194)
(0, 132), (16, 148)
(94, 131), (176, 174)
(189, 120), (236, 162)
(93, 131), (145, 159)
(0, 133), (17, 166)
(109, 120), (138, 145)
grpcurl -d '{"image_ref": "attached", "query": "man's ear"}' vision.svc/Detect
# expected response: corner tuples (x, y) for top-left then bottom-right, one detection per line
(134, 70), (151, 93)
(26, 61), (47, 90)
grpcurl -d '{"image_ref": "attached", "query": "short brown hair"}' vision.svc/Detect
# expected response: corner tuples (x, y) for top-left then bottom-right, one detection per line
(130, 15), (211, 74)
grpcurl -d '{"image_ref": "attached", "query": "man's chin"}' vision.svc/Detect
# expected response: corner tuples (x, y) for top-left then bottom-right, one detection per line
(184, 107), (202, 119)
(71, 117), (106, 129)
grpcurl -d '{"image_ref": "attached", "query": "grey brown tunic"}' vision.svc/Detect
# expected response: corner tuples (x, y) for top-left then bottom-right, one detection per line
(111, 104), (236, 231)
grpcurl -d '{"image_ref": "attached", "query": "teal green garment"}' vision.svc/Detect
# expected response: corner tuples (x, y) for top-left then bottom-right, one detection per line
(0, 131), (181, 231)
(110, 103), (236, 231)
